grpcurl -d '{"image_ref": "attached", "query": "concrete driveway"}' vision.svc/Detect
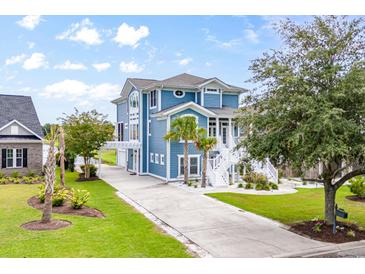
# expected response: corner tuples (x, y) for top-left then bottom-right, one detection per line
(100, 165), (331, 258)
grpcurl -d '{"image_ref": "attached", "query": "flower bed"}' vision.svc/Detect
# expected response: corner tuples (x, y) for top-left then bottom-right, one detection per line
(0, 176), (44, 185)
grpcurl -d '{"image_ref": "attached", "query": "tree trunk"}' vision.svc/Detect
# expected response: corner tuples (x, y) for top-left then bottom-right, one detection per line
(324, 181), (336, 225)
(84, 157), (90, 179)
(201, 152), (207, 188)
(59, 127), (65, 187)
(41, 191), (52, 223)
(184, 141), (188, 184)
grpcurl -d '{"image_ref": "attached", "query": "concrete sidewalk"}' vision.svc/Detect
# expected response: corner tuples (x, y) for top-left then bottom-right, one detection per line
(100, 165), (331, 258)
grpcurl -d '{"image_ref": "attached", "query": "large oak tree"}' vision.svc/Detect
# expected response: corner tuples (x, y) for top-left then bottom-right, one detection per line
(237, 16), (365, 224)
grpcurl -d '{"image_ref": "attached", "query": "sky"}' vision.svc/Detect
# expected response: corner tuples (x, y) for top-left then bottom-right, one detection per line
(0, 15), (309, 124)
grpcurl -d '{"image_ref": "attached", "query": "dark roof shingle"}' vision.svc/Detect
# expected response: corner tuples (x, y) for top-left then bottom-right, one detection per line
(0, 94), (43, 138)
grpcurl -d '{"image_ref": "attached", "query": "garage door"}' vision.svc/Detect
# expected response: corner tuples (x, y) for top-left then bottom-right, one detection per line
(117, 149), (126, 167)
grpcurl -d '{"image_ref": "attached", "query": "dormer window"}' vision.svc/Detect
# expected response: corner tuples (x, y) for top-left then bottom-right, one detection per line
(174, 90), (185, 98)
(150, 90), (157, 109)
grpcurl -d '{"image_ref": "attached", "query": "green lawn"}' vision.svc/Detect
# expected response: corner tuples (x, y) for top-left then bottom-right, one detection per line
(101, 149), (116, 165)
(0, 170), (190, 258)
(207, 187), (365, 227)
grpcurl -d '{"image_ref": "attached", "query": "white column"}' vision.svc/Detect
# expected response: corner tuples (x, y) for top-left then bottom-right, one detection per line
(216, 117), (219, 142)
(136, 149), (139, 175)
(228, 118), (232, 147)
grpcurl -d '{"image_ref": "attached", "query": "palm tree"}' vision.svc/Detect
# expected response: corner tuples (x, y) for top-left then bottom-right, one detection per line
(194, 129), (217, 188)
(59, 126), (65, 187)
(164, 116), (199, 184)
(41, 125), (60, 223)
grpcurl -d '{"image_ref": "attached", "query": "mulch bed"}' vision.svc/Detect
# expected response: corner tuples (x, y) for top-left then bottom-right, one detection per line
(76, 174), (100, 182)
(28, 196), (105, 218)
(21, 219), (71, 231)
(346, 195), (365, 203)
(290, 220), (365, 243)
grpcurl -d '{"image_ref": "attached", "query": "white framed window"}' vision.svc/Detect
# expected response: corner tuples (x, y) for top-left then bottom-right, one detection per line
(178, 155), (200, 177)
(150, 153), (154, 163)
(233, 123), (239, 137)
(155, 153), (159, 164)
(173, 90), (185, 98)
(16, 149), (23, 167)
(150, 90), (157, 109)
(148, 120), (151, 136)
(209, 118), (217, 137)
(117, 122), (124, 141)
(6, 149), (13, 168)
(5, 148), (23, 168)
(160, 154), (165, 165)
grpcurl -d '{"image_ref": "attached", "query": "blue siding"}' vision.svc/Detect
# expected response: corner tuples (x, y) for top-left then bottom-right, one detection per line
(117, 101), (129, 141)
(204, 93), (220, 108)
(161, 90), (196, 110)
(142, 93), (148, 173)
(222, 94), (239, 108)
(148, 117), (167, 178)
(169, 109), (208, 179)
(196, 92), (201, 105)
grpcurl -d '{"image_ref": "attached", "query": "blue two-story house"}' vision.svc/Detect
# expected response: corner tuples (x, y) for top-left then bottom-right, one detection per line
(110, 73), (247, 186)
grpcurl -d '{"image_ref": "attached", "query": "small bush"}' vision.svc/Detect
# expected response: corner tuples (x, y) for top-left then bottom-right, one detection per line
(80, 164), (97, 177)
(312, 222), (323, 233)
(346, 230), (356, 238)
(187, 180), (194, 187)
(0, 172), (5, 178)
(0, 178), (7, 184)
(271, 184), (278, 190)
(349, 176), (365, 198)
(255, 184), (263, 191)
(262, 184), (271, 191)
(245, 182), (253, 189)
(11, 171), (20, 178)
(26, 170), (36, 177)
(52, 187), (69, 207)
(302, 181), (307, 185)
(37, 184), (46, 203)
(237, 183), (244, 188)
(70, 188), (90, 209)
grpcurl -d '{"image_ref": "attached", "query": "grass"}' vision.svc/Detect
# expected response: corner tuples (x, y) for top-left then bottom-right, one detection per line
(207, 187), (365, 227)
(101, 149), (116, 165)
(0, 169), (190, 258)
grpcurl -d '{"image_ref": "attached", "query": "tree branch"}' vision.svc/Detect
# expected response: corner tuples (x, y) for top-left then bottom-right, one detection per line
(333, 167), (365, 189)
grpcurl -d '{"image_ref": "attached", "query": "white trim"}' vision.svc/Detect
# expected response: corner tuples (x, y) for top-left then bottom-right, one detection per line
(154, 153), (159, 164)
(195, 91), (197, 103)
(0, 119), (43, 140)
(152, 101), (216, 118)
(198, 78), (231, 89)
(201, 88), (204, 106)
(220, 89), (223, 108)
(173, 90), (185, 98)
(149, 89), (157, 109)
(177, 154), (201, 178)
(0, 139), (42, 144)
(147, 172), (167, 181)
(166, 115), (171, 180)
(147, 95), (150, 173)
(150, 152), (154, 163)
(157, 89), (162, 111)
(148, 120), (151, 136)
(160, 154), (165, 165)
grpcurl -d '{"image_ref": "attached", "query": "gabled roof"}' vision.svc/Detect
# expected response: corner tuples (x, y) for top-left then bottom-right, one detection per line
(151, 101), (217, 118)
(112, 73), (247, 103)
(0, 94), (43, 138)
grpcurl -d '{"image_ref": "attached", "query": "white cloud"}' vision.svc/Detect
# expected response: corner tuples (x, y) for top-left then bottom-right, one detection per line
(243, 29), (259, 43)
(22, 53), (47, 70)
(40, 80), (120, 103)
(5, 54), (26, 65)
(54, 60), (87, 71)
(113, 23), (149, 48)
(179, 58), (192, 66)
(17, 15), (42, 30)
(203, 28), (241, 49)
(56, 18), (103, 46)
(120, 61), (144, 73)
(92, 62), (111, 72)
(205, 62), (212, 67)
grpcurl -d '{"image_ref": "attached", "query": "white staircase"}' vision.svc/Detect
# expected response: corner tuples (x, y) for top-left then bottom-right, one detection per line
(251, 158), (279, 184)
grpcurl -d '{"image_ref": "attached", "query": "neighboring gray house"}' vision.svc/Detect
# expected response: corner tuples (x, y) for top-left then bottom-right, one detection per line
(0, 94), (44, 175)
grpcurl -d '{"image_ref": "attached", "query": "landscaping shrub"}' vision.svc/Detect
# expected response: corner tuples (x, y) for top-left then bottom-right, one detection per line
(346, 230), (356, 238)
(11, 171), (20, 178)
(312, 221), (323, 233)
(262, 184), (271, 191)
(52, 187), (69, 207)
(349, 176), (365, 198)
(243, 172), (267, 185)
(37, 184), (46, 203)
(0, 171), (4, 178)
(245, 182), (253, 189)
(80, 164), (97, 177)
(70, 188), (90, 209)
(0, 178), (6, 184)
(238, 183), (244, 188)
(26, 170), (36, 177)
(255, 184), (263, 191)
(271, 183), (278, 190)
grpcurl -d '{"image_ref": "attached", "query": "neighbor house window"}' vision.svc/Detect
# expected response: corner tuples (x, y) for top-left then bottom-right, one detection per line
(16, 149), (23, 167)
(150, 153), (154, 163)
(2, 148), (26, 168)
(148, 120), (151, 136)
(6, 149), (13, 168)
(155, 153), (159, 164)
(160, 154), (165, 165)
(209, 118), (217, 137)
(178, 155), (200, 177)
(150, 90), (157, 109)
(206, 88), (219, 93)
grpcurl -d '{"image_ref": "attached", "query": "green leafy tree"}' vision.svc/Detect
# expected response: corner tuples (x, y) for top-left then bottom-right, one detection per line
(164, 116), (199, 184)
(60, 109), (114, 179)
(237, 16), (365, 224)
(194, 129), (217, 188)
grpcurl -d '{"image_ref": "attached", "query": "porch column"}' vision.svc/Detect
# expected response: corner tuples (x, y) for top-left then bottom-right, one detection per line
(216, 117), (219, 142)
(228, 118), (232, 147)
